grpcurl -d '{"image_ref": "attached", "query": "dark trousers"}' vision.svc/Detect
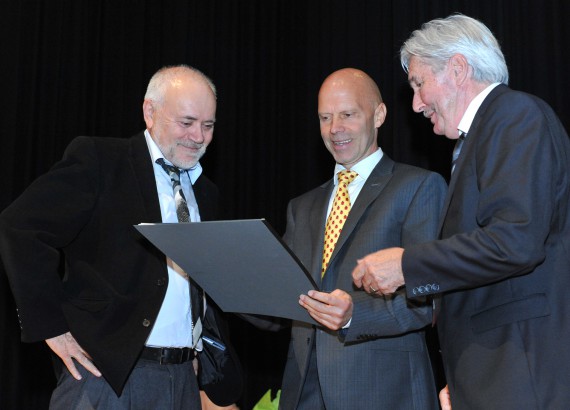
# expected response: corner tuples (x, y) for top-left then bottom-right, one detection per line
(49, 358), (201, 410)
(296, 344), (325, 410)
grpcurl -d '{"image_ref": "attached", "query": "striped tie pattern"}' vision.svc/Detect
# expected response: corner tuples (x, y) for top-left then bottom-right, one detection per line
(451, 132), (466, 174)
(156, 158), (203, 347)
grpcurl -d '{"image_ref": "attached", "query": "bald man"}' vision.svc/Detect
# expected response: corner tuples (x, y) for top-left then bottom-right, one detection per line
(279, 68), (446, 410)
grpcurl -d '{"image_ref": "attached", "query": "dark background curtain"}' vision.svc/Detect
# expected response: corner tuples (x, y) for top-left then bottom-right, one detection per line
(1, 1), (568, 408)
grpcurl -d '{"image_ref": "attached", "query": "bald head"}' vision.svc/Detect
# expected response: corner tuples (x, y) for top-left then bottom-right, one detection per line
(319, 68), (383, 111)
(318, 68), (387, 169)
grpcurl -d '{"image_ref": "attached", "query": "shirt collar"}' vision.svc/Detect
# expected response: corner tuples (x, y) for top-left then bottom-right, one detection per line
(457, 82), (500, 136)
(144, 130), (203, 184)
(333, 147), (383, 185)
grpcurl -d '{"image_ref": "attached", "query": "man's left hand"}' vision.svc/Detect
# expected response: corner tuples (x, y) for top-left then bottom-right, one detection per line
(352, 247), (405, 295)
(299, 289), (353, 330)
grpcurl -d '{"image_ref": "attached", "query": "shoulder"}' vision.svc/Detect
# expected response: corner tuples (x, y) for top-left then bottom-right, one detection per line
(483, 85), (555, 118)
(390, 162), (447, 187)
(66, 135), (133, 150)
(63, 135), (137, 160)
(475, 86), (565, 145)
(288, 179), (331, 206)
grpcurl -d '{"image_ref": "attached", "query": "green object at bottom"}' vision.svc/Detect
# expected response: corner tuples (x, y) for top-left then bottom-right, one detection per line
(252, 389), (281, 410)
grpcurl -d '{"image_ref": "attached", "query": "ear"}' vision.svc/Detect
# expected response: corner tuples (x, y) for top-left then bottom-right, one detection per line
(142, 99), (155, 129)
(449, 54), (469, 85)
(374, 103), (387, 128)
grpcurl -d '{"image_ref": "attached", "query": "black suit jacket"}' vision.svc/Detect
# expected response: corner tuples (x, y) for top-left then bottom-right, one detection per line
(0, 133), (242, 403)
(403, 85), (570, 409)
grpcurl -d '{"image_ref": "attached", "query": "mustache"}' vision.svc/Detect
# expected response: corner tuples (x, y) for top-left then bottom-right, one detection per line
(176, 141), (204, 149)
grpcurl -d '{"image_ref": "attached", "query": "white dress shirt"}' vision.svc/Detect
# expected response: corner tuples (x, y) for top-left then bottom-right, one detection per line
(327, 148), (384, 329)
(457, 82), (500, 136)
(326, 148), (384, 218)
(144, 130), (203, 349)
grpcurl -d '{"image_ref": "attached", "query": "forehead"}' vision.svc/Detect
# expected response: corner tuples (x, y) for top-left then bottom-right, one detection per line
(407, 57), (433, 82)
(318, 84), (370, 113)
(165, 81), (216, 117)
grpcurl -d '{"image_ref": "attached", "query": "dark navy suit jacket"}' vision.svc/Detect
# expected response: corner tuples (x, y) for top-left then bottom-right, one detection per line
(404, 85), (570, 409)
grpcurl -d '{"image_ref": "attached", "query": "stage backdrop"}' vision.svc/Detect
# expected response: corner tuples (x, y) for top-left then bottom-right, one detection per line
(1, 1), (568, 409)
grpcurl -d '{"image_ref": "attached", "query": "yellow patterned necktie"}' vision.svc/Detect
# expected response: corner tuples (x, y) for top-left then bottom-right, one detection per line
(321, 169), (358, 277)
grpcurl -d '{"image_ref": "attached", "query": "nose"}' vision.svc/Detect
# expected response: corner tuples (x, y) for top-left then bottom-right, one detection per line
(412, 91), (425, 113)
(330, 116), (343, 134)
(187, 123), (205, 144)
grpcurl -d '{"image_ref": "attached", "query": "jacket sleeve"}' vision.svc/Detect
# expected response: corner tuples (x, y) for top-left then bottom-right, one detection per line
(0, 136), (99, 342)
(345, 171), (447, 340)
(403, 91), (567, 296)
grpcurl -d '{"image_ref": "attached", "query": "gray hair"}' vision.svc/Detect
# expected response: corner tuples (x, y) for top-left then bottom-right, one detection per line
(400, 14), (509, 85)
(144, 64), (217, 107)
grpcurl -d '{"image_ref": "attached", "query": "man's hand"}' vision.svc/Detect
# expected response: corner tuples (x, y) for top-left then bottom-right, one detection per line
(352, 247), (405, 295)
(299, 289), (352, 330)
(439, 385), (452, 410)
(46, 332), (101, 380)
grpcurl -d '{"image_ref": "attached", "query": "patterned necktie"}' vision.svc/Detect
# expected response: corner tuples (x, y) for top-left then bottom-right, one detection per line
(451, 132), (466, 174)
(321, 170), (358, 277)
(156, 158), (203, 347)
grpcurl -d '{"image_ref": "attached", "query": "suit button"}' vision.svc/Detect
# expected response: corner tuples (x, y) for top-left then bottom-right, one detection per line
(142, 319), (151, 327)
(156, 278), (166, 286)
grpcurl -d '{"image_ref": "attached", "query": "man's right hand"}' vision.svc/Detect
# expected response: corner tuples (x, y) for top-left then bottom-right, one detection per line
(46, 332), (101, 380)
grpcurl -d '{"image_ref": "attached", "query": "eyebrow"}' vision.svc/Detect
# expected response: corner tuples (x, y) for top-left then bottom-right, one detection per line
(409, 76), (425, 88)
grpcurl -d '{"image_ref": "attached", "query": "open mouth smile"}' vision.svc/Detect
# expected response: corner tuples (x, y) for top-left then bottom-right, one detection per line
(333, 139), (352, 146)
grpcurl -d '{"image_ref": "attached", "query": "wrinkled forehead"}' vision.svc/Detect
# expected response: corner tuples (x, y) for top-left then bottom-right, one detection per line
(407, 57), (436, 85)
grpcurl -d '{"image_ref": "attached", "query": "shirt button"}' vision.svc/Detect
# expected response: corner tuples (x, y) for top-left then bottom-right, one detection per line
(156, 278), (166, 286)
(142, 319), (151, 327)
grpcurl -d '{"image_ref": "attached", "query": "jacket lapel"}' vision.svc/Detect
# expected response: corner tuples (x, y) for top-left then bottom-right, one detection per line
(323, 156), (395, 277)
(437, 84), (509, 235)
(127, 133), (162, 223)
(309, 182), (333, 283)
(193, 177), (216, 221)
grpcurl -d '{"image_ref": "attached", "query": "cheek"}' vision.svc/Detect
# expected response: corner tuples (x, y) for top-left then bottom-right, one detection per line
(419, 88), (433, 106)
(203, 132), (214, 145)
(169, 125), (188, 140)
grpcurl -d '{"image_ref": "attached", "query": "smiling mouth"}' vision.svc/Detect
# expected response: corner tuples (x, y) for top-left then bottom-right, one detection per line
(333, 139), (352, 146)
(177, 143), (202, 150)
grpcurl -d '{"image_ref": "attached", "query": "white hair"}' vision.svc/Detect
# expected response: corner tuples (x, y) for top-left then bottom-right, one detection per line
(144, 65), (217, 107)
(400, 14), (509, 85)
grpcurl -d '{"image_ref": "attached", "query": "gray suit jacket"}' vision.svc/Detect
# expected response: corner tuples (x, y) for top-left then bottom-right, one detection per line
(280, 155), (446, 410)
(403, 85), (570, 409)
